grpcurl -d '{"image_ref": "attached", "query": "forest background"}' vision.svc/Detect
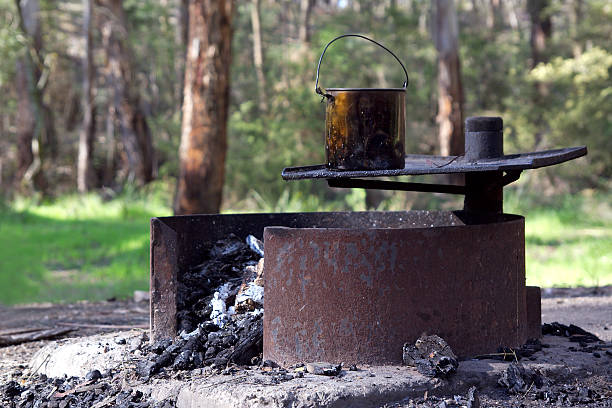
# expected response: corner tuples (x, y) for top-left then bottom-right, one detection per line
(0, 0), (610, 305)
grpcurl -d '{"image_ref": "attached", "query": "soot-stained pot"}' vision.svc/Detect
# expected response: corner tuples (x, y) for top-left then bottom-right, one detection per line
(316, 34), (409, 170)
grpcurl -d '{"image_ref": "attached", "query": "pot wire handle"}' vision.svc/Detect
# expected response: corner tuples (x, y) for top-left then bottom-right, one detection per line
(315, 33), (409, 98)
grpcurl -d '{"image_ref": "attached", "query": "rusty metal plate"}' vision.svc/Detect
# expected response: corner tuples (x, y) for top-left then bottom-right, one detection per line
(263, 212), (527, 364)
(282, 146), (587, 180)
(526, 286), (542, 340)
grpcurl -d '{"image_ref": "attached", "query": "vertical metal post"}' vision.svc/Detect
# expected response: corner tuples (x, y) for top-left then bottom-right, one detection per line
(463, 116), (504, 213)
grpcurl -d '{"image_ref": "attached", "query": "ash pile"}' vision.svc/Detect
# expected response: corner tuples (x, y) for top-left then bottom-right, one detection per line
(140, 234), (265, 378)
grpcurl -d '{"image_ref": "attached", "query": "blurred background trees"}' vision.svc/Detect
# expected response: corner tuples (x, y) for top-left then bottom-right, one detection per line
(0, 0), (610, 211)
(1, 0), (610, 304)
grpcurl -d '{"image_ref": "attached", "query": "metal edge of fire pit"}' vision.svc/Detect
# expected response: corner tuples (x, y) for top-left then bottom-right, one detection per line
(263, 213), (530, 365)
(150, 211), (471, 341)
(281, 146), (587, 180)
(526, 286), (542, 340)
(150, 218), (178, 341)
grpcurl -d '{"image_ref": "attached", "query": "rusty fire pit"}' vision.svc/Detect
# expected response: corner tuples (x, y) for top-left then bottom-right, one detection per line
(264, 211), (529, 364)
(150, 116), (586, 367)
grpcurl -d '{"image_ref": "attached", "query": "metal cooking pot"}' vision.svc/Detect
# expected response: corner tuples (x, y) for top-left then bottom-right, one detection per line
(315, 34), (409, 170)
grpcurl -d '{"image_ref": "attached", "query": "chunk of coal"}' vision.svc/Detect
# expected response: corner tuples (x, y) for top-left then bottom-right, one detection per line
(85, 369), (102, 382)
(150, 338), (173, 355)
(305, 362), (342, 376)
(542, 322), (601, 343)
(1, 381), (24, 398)
(497, 362), (543, 394)
(150, 340), (185, 375)
(262, 360), (280, 368)
(215, 314), (263, 365)
(498, 363), (527, 394)
(403, 335), (458, 378)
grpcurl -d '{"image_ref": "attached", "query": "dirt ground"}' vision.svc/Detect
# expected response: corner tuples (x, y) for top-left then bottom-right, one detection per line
(0, 299), (149, 385)
(0, 287), (610, 407)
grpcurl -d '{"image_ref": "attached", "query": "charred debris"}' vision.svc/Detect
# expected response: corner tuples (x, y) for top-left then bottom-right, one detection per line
(141, 234), (266, 378)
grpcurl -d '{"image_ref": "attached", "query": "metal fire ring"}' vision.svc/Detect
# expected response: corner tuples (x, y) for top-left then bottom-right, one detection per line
(263, 210), (531, 365)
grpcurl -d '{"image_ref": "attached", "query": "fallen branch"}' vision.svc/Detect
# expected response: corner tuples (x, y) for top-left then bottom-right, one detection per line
(52, 379), (96, 398)
(57, 322), (149, 330)
(0, 327), (75, 347)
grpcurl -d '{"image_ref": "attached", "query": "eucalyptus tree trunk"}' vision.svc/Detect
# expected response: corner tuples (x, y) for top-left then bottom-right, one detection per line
(299, 0), (315, 44)
(434, 0), (464, 157)
(14, 0), (53, 193)
(250, 0), (268, 114)
(528, 0), (552, 68)
(487, 0), (504, 31)
(100, 0), (155, 185)
(528, 0), (552, 147)
(77, 0), (96, 192)
(175, 0), (189, 108)
(174, 0), (234, 215)
(569, 0), (583, 57)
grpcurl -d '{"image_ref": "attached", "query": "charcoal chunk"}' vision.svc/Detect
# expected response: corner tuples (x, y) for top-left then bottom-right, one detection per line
(403, 335), (458, 378)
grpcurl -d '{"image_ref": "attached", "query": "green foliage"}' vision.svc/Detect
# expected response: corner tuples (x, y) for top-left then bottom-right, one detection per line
(0, 1), (23, 87)
(528, 47), (612, 183)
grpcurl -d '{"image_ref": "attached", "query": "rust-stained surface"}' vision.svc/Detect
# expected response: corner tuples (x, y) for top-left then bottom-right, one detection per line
(151, 211), (537, 365)
(263, 212), (527, 364)
(150, 218), (178, 341)
(150, 211), (460, 341)
(325, 89), (405, 170)
(526, 286), (542, 340)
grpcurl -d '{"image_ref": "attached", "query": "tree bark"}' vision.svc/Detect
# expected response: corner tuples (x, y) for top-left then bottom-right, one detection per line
(528, 0), (551, 68)
(250, 0), (268, 114)
(528, 0), (552, 147)
(78, 0), (96, 192)
(298, 0), (315, 44)
(14, 0), (52, 193)
(569, 0), (582, 57)
(487, 0), (505, 31)
(174, 0), (234, 215)
(175, 0), (189, 108)
(100, 0), (155, 185)
(434, 0), (464, 157)
(15, 59), (37, 188)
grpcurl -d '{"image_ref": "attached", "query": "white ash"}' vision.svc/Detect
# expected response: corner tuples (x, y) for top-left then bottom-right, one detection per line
(246, 234), (264, 257)
(179, 326), (201, 340)
(209, 282), (238, 328)
(249, 308), (263, 317)
(209, 262), (265, 328)
(236, 282), (264, 306)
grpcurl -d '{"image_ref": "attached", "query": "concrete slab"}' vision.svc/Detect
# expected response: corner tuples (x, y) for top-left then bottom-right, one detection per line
(28, 334), (610, 407)
(29, 330), (145, 378)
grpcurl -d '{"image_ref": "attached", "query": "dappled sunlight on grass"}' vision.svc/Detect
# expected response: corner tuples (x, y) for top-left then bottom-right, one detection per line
(0, 187), (609, 305)
(0, 191), (171, 305)
(514, 191), (612, 288)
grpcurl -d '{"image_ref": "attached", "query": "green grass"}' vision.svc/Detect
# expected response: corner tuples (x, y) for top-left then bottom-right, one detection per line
(0, 188), (172, 305)
(506, 190), (612, 288)
(0, 187), (609, 305)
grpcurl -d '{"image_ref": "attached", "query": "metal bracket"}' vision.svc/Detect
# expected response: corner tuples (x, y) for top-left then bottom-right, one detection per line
(327, 170), (522, 195)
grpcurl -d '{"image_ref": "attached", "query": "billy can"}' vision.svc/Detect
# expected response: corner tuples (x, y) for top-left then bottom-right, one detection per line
(315, 34), (408, 170)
